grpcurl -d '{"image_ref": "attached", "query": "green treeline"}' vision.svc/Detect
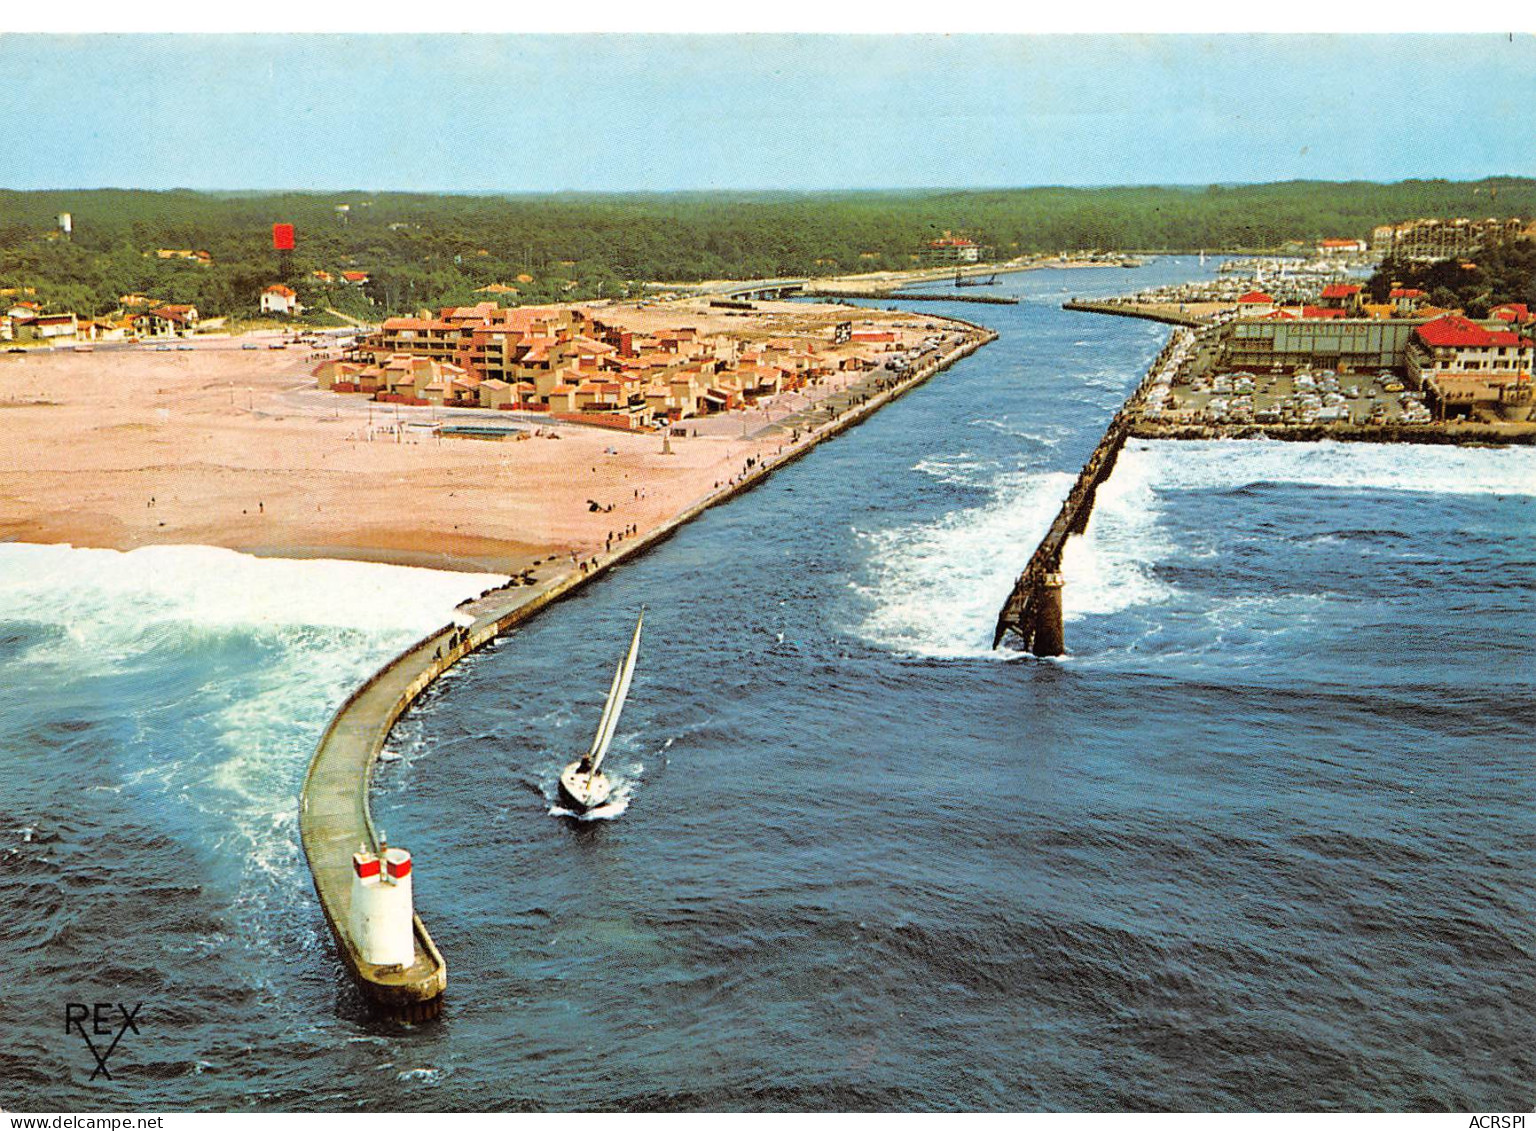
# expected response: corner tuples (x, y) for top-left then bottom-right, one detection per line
(2, 179), (1534, 319)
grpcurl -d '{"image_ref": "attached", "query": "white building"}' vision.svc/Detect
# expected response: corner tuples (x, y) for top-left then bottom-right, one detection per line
(260, 284), (302, 316)
(923, 237), (981, 264)
(1406, 313), (1534, 415)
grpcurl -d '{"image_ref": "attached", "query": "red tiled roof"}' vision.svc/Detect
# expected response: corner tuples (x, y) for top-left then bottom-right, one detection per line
(1490, 303), (1530, 322)
(1301, 306), (1346, 319)
(1415, 314), (1527, 349)
(1390, 288), (1427, 299)
(1237, 291), (1274, 303)
(1320, 284), (1362, 299)
(264, 284), (297, 297)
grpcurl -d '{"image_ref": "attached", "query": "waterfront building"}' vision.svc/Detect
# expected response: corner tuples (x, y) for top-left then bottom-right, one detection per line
(339, 300), (904, 427)
(1220, 317), (1420, 374)
(922, 235), (981, 264)
(1316, 238), (1368, 256)
(1404, 314), (1534, 416)
(1236, 291), (1277, 315)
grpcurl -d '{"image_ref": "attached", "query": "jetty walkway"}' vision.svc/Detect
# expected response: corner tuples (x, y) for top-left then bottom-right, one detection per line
(299, 322), (997, 1018)
(1061, 299), (1207, 327)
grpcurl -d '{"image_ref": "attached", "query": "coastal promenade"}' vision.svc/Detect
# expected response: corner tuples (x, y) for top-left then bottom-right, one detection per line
(299, 322), (998, 1017)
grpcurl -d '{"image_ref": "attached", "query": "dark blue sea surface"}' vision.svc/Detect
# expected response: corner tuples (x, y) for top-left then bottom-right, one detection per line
(3, 259), (1532, 1111)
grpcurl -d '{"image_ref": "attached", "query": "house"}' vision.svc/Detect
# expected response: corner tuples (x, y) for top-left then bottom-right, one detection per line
(341, 271), (370, 286)
(1319, 283), (1364, 313)
(1317, 238), (1368, 256)
(133, 304), (199, 337)
(153, 249), (212, 264)
(260, 284), (302, 316)
(476, 378), (517, 409)
(12, 312), (79, 341)
(1235, 291), (1277, 315)
(312, 270), (335, 284)
(1389, 287), (1428, 316)
(1490, 303), (1532, 325)
(1405, 314), (1534, 416)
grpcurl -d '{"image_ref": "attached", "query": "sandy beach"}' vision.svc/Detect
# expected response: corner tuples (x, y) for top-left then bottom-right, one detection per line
(0, 298), (987, 581)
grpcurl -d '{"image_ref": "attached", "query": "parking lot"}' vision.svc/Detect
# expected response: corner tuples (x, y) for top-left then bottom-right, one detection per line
(1146, 367), (1433, 427)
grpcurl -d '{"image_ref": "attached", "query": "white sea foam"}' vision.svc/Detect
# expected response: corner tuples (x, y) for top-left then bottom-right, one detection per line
(0, 542), (503, 950)
(1128, 438), (1536, 497)
(855, 437), (1534, 660)
(1059, 445), (1175, 619)
(851, 469), (1076, 658)
(0, 543), (503, 645)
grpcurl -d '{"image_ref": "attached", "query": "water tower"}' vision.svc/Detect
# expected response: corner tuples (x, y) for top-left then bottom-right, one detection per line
(272, 223), (295, 280)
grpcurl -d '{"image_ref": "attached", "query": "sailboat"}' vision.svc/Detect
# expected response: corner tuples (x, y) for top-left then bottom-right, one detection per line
(558, 610), (644, 813)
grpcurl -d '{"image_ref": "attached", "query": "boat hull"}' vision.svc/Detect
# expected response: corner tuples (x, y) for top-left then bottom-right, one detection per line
(558, 762), (613, 812)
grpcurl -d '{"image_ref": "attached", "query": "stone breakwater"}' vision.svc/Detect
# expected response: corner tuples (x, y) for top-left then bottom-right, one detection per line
(297, 322), (998, 1017)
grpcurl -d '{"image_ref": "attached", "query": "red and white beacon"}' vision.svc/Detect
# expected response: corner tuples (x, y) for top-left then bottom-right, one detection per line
(348, 837), (415, 968)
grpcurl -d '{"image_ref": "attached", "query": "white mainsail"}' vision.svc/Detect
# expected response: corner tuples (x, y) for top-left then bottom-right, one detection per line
(586, 610), (644, 776)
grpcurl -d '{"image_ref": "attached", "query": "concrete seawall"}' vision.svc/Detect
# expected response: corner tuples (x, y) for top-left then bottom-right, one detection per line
(298, 323), (998, 1018)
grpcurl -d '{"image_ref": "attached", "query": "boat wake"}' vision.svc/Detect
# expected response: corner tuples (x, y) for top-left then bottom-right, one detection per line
(547, 763), (640, 821)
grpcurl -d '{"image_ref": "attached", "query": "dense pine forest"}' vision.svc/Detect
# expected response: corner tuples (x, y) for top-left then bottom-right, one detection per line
(3, 179), (1534, 319)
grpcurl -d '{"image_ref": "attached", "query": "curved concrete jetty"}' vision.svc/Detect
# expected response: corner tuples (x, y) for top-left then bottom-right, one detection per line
(299, 324), (996, 1018)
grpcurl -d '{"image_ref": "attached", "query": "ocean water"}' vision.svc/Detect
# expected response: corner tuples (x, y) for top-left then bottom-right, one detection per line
(4, 260), (1533, 1111)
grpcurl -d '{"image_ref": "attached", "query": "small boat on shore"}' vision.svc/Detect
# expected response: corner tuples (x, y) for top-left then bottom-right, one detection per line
(558, 610), (644, 814)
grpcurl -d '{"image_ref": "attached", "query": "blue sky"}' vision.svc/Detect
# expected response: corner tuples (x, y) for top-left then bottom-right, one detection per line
(1, 35), (1532, 192)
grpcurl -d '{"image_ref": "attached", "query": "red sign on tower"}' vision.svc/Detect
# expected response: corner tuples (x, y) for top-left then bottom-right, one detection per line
(272, 223), (295, 251)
